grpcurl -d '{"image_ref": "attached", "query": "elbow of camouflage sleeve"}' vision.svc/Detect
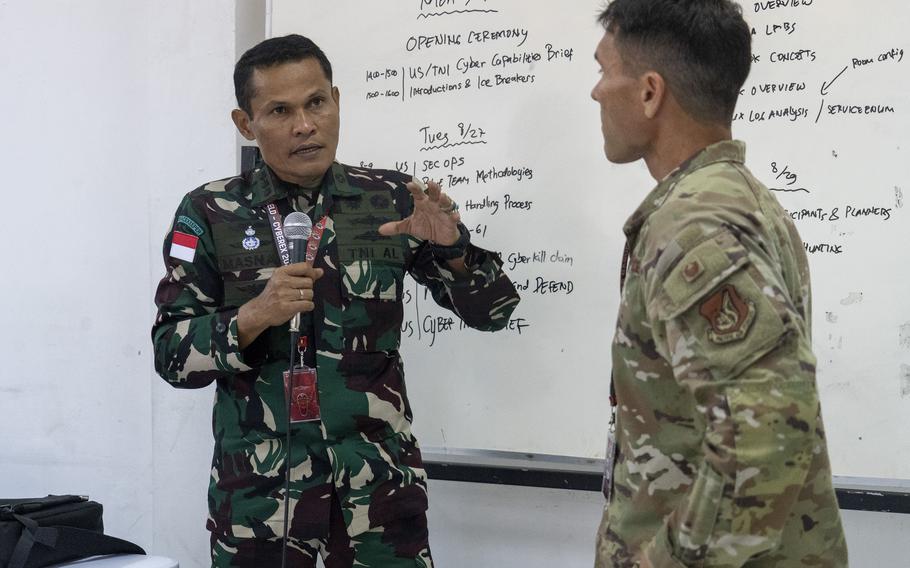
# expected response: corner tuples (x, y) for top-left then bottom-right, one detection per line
(456, 283), (521, 332)
(443, 247), (521, 331)
(416, 245), (520, 331)
(153, 333), (215, 390)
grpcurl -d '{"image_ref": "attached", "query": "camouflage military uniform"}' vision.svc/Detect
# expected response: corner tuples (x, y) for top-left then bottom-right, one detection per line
(152, 162), (519, 564)
(596, 141), (847, 567)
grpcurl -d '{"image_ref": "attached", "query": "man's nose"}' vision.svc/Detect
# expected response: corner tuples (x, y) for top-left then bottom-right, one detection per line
(292, 109), (316, 136)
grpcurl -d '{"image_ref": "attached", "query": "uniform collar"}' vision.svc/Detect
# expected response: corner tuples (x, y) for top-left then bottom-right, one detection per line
(248, 162), (363, 207)
(623, 139), (746, 238)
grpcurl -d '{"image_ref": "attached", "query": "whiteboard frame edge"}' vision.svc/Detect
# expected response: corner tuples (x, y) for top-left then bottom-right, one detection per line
(422, 447), (910, 493)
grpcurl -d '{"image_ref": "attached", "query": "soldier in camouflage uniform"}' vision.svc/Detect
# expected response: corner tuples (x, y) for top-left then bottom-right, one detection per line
(590, 2), (847, 566)
(152, 35), (519, 567)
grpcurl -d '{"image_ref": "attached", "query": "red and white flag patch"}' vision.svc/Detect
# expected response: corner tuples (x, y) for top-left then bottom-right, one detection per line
(169, 231), (198, 262)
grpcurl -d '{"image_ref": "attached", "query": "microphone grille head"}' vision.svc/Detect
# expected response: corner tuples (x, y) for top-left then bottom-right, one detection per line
(283, 212), (313, 240)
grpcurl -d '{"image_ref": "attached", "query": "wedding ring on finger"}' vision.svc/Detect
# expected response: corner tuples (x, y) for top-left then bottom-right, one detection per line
(298, 288), (305, 300)
(441, 201), (459, 214)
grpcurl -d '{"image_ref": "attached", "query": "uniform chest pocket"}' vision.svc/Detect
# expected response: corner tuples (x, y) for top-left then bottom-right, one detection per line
(332, 202), (408, 350)
(212, 221), (278, 308)
(339, 259), (405, 352)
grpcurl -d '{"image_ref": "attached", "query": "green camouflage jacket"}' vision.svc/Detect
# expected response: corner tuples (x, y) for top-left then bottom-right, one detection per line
(152, 162), (519, 540)
(596, 141), (847, 567)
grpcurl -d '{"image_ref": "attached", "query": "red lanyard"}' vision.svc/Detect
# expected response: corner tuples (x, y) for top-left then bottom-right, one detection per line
(265, 202), (327, 266)
(304, 217), (327, 263)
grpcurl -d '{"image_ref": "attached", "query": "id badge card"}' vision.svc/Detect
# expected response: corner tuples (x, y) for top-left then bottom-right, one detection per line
(283, 365), (321, 423)
(602, 406), (618, 504)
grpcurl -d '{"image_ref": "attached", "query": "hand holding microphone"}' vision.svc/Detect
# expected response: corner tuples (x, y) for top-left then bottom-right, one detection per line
(237, 212), (324, 348)
(284, 212), (317, 333)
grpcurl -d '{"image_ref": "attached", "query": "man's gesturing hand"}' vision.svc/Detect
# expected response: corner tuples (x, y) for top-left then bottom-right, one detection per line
(378, 179), (461, 245)
(237, 262), (324, 349)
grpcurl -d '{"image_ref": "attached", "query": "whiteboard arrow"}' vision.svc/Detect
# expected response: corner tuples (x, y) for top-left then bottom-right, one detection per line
(821, 66), (849, 96)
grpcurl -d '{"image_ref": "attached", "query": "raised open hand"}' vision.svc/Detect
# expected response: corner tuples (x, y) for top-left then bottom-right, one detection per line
(378, 178), (461, 245)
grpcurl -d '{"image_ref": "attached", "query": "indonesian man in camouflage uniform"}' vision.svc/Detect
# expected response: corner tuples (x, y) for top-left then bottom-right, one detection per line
(152, 35), (519, 567)
(590, 2), (847, 566)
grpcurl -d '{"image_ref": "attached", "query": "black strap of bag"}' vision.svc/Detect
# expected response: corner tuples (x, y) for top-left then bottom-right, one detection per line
(2, 497), (145, 568)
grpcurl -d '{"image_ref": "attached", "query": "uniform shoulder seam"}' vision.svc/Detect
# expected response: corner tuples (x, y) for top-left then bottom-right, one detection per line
(341, 164), (410, 193)
(186, 174), (245, 197)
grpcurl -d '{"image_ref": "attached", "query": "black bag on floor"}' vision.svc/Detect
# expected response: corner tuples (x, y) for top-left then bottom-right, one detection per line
(0, 495), (145, 568)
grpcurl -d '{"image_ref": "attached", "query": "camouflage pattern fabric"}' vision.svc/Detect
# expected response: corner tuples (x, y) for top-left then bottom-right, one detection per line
(210, 493), (432, 567)
(595, 141), (847, 567)
(152, 162), (519, 543)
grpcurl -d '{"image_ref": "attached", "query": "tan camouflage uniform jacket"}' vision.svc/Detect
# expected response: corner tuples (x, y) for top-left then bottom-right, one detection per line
(152, 162), (519, 541)
(596, 141), (848, 567)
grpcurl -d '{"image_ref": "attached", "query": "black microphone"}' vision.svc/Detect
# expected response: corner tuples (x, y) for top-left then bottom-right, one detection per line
(283, 212), (313, 333)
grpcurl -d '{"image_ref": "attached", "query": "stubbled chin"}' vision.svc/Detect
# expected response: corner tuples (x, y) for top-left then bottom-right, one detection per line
(273, 161), (329, 187)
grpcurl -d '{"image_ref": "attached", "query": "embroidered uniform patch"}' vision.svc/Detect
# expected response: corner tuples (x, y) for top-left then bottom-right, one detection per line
(699, 284), (755, 344)
(242, 226), (260, 251)
(683, 260), (703, 282)
(176, 215), (204, 236)
(169, 231), (198, 262)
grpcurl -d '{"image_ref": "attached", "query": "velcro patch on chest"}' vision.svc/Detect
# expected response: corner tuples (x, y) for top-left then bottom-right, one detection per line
(333, 197), (405, 266)
(212, 222), (278, 271)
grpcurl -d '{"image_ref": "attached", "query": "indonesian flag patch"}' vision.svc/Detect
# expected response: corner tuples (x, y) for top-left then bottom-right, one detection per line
(169, 231), (199, 262)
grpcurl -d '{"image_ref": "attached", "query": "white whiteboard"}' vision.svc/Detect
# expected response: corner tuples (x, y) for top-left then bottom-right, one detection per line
(272, 0), (910, 480)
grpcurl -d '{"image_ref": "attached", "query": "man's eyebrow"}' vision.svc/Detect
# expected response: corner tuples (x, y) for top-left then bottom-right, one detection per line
(298, 87), (330, 100)
(260, 88), (329, 107)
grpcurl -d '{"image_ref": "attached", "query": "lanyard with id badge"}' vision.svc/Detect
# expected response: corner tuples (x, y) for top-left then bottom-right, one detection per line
(266, 203), (328, 423)
(602, 240), (634, 505)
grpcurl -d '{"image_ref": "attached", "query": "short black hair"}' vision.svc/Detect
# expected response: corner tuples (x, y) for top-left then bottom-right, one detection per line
(233, 34), (333, 116)
(598, 0), (751, 124)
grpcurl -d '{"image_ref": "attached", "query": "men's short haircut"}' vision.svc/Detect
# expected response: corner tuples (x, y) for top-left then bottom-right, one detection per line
(234, 34), (333, 116)
(598, 0), (752, 124)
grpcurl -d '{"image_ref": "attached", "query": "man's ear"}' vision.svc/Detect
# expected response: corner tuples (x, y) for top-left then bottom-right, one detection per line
(332, 85), (340, 109)
(231, 109), (256, 141)
(640, 71), (666, 120)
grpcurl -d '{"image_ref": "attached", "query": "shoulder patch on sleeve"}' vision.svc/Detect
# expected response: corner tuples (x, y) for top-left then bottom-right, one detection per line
(656, 228), (749, 320)
(698, 284), (756, 344)
(176, 215), (205, 236)
(686, 269), (788, 380)
(169, 231), (198, 262)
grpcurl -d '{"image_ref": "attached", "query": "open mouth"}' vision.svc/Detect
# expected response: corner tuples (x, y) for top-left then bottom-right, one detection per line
(291, 145), (321, 157)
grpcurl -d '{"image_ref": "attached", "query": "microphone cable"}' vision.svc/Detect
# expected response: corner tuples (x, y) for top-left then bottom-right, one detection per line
(281, 331), (298, 568)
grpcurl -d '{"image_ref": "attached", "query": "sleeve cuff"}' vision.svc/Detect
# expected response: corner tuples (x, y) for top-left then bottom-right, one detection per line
(434, 244), (503, 288)
(214, 309), (254, 373)
(642, 524), (687, 568)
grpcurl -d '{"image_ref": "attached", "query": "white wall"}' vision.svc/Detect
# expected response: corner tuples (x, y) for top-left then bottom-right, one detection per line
(148, 2), (265, 565)
(0, 0), (238, 563)
(0, 4), (907, 568)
